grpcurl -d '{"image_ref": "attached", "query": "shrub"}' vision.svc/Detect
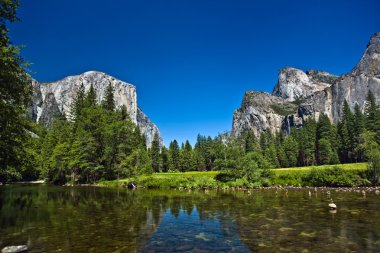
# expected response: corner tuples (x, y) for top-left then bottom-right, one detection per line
(303, 167), (366, 187)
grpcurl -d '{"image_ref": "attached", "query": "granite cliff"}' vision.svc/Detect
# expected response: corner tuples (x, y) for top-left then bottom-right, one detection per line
(29, 71), (162, 147)
(232, 32), (380, 137)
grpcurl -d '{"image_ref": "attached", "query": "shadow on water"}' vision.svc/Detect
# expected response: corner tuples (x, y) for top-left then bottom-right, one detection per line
(0, 185), (380, 252)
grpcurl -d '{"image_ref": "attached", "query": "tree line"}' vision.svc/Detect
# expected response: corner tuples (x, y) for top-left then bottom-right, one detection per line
(149, 91), (380, 184)
(1, 1), (379, 185)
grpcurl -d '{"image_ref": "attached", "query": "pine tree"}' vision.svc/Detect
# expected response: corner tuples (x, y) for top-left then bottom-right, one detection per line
(180, 140), (193, 172)
(244, 131), (256, 153)
(265, 143), (279, 168)
(102, 82), (115, 111)
(303, 119), (317, 166)
(338, 100), (355, 162)
(150, 133), (161, 172)
(317, 138), (333, 165)
(119, 104), (129, 120)
(0, 0), (33, 182)
(316, 114), (334, 164)
(84, 83), (97, 107)
(70, 83), (85, 121)
(160, 146), (169, 172)
(353, 104), (365, 161)
(169, 140), (180, 171)
(364, 90), (379, 133)
(283, 136), (298, 167)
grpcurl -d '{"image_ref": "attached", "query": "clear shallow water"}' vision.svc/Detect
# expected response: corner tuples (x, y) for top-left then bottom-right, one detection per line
(0, 186), (379, 252)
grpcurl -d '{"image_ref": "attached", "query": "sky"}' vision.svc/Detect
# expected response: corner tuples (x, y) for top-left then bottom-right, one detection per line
(9, 0), (380, 145)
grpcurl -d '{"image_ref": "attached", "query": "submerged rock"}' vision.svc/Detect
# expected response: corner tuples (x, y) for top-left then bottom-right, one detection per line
(1, 245), (28, 253)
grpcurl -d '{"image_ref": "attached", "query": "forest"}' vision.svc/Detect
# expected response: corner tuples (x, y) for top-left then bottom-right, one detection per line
(1, 1), (380, 186)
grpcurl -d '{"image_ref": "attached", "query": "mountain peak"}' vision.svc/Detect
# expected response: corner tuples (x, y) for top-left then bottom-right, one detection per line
(352, 32), (380, 76)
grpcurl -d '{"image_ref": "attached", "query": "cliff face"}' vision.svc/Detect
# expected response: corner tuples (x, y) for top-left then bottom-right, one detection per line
(30, 71), (162, 147)
(232, 32), (380, 137)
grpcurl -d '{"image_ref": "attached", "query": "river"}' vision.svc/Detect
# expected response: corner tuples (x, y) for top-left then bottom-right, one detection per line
(0, 185), (379, 252)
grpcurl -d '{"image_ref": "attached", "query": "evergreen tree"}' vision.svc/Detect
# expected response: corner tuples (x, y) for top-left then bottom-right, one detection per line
(303, 119), (317, 166)
(364, 90), (380, 141)
(119, 104), (129, 120)
(316, 114), (334, 165)
(160, 146), (169, 172)
(317, 138), (333, 165)
(102, 82), (115, 111)
(265, 143), (279, 168)
(360, 131), (380, 185)
(180, 140), (193, 172)
(244, 131), (256, 153)
(84, 83), (97, 107)
(338, 100), (355, 163)
(0, 0), (33, 182)
(70, 83), (85, 121)
(283, 136), (298, 167)
(353, 104), (365, 161)
(150, 133), (161, 172)
(168, 140), (180, 171)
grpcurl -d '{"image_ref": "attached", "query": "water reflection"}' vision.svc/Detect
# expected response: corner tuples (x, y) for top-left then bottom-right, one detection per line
(141, 208), (250, 253)
(0, 186), (379, 252)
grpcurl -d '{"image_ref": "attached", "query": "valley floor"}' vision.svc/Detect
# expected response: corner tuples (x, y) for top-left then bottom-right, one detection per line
(98, 163), (370, 189)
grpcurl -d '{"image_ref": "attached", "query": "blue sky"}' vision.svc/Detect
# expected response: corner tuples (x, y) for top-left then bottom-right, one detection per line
(9, 0), (380, 145)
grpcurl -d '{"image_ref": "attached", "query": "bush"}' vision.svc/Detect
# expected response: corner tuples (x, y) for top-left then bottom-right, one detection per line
(215, 172), (238, 182)
(303, 167), (367, 187)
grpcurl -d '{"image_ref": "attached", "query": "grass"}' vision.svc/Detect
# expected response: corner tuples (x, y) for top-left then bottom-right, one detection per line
(272, 163), (368, 187)
(98, 163), (370, 189)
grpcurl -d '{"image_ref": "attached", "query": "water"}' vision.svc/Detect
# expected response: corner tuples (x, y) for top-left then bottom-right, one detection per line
(0, 185), (379, 252)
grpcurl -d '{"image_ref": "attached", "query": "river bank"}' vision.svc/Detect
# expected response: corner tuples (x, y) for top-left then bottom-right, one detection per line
(98, 163), (371, 189)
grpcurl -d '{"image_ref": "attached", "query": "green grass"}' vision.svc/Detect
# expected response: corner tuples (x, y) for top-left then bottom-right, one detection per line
(99, 171), (223, 189)
(99, 163), (370, 189)
(272, 163), (368, 187)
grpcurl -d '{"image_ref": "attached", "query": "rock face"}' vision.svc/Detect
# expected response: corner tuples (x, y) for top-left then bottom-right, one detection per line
(272, 67), (336, 102)
(232, 32), (380, 137)
(30, 71), (162, 147)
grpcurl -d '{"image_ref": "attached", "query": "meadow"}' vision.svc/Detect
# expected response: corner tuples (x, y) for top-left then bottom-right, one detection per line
(99, 163), (369, 189)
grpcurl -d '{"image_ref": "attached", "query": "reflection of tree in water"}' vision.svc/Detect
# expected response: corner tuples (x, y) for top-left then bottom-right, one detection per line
(0, 186), (164, 252)
(1, 187), (380, 252)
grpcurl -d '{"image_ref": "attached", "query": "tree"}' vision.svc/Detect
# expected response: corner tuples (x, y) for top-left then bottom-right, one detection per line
(360, 131), (380, 185)
(244, 131), (256, 153)
(338, 100), (355, 163)
(0, 0), (32, 182)
(168, 140), (180, 171)
(102, 82), (115, 111)
(180, 140), (193, 172)
(353, 104), (365, 161)
(301, 119), (317, 166)
(283, 136), (298, 167)
(70, 83), (85, 121)
(316, 114), (335, 165)
(364, 90), (380, 141)
(150, 132), (161, 172)
(265, 144), (279, 168)
(84, 83), (97, 107)
(317, 138), (333, 165)
(160, 146), (169, 172)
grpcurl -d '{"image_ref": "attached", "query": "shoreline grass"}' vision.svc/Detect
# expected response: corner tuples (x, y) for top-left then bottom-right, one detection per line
(98, 163), (369, 189)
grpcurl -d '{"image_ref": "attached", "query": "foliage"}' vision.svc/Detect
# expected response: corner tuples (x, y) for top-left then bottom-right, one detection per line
(360, 131), (380, 185)
(37, 87), (148, 184)
(270, 103), (297, 116)
(271, 163), (368, 187)
(0, 0), (34, 182)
